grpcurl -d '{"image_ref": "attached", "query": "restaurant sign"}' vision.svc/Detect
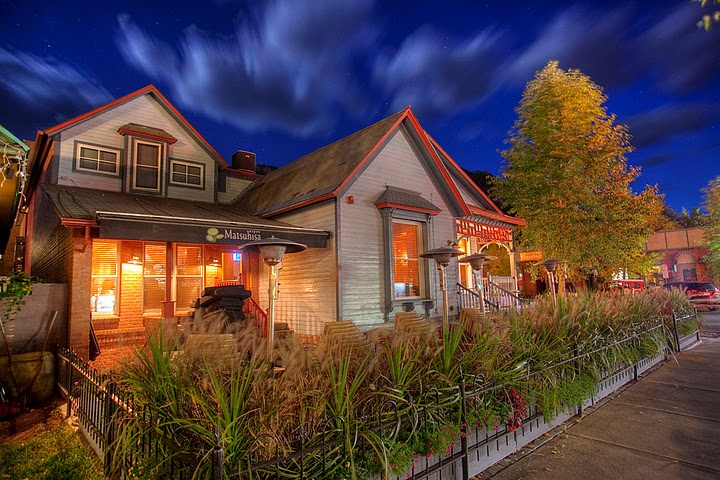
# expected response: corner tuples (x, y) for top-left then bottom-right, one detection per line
(99, 219), (328, 248)
(456, 219), (512, 242)
(519, 251), (543, 262)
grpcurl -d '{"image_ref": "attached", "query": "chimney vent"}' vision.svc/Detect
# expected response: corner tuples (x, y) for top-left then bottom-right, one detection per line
(231, 150), (257, 172)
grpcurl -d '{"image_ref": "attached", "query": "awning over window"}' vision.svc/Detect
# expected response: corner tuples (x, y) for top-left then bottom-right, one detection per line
(375, 186), (441, 215)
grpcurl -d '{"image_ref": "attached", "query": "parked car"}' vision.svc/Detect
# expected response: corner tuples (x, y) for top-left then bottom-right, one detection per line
(609, 279), (645, 293)
(663, 282), (720, 308)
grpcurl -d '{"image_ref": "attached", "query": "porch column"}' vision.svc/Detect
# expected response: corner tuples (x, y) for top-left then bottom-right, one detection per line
(68, 233), (92, 360)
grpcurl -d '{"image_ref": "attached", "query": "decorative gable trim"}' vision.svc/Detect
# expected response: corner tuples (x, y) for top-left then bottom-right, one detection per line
(44, 85), (226, 166)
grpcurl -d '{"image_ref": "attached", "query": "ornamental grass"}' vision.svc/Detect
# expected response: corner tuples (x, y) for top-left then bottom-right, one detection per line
(112, 288), (695, 479)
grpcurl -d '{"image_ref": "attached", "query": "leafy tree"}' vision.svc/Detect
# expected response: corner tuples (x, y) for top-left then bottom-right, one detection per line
(464, 169), (508, 212)
(493, 61), (664, 280)
(703, 177), (720, 278)
(695, 0), (720, 30)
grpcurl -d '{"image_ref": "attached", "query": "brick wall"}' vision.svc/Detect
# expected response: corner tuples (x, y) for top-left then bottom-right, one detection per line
(29, 193), (73, 284)
(68, 233), (92, 359)
(118, 240), (145, 331)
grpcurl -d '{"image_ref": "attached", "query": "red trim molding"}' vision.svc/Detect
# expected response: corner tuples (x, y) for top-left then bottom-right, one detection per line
(375, 202), (441, 215)
(117, 128), (178, 144)
(456, 218), (513, 242)
(468, 205), (527, 226)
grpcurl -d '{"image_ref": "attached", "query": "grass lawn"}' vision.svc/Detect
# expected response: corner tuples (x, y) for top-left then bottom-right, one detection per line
(0, 400), (106, 480)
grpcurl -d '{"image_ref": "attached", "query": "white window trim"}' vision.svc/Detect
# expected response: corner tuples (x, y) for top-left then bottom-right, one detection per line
(75, 143), (120, 176)
(169, 158), (205, 188)
(391, 218), (425, 300)
(132, 140), (162, 192)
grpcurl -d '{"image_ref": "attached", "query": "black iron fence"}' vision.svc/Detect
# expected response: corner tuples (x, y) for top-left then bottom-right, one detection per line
(56, 315), (695, 480)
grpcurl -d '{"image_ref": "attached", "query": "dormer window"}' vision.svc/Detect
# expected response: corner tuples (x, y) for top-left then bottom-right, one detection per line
(118, 123), (177, 194)
(133, 141), (162, 192)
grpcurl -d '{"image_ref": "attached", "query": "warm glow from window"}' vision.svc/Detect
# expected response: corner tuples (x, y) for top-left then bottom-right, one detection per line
(392, 221), (422, 298)
(176, 244), (204, 312)
(143, 243), (167, 314)
(91, 241), (118, 315)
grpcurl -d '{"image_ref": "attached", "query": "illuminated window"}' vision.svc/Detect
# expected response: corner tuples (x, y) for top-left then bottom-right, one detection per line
(143, 243), (167, 314)
(75, 143), (120, 175)
(392, 220), (423, 298)
(91, 241), (118, 314)
(176, 244), (204, 312)
(170, 159), (204, 188)
(133, 141), (161, 191)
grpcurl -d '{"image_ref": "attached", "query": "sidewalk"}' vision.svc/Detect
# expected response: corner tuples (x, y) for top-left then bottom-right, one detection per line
(478, 337), (720, 480)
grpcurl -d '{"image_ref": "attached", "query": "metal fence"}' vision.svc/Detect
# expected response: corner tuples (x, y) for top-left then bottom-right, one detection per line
(56, 315), (695, 480)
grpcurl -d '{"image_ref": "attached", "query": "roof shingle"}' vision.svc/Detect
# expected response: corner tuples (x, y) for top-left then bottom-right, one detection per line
(236, 110), (405, 215)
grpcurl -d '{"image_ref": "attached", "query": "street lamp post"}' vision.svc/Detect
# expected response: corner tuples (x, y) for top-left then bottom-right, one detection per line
(241, 236), (307, 361)
(458, 253), (497, 314)
(536, 258), (567, 305)
(420, 244), (465, 334)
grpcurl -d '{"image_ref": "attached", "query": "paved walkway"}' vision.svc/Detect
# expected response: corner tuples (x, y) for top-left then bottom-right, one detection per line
(477, 337), (720, 480)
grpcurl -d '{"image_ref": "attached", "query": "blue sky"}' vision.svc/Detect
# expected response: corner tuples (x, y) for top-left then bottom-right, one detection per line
(1, 0), (718, 212)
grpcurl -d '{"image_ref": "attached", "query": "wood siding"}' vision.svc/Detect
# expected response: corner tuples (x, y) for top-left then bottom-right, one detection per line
(218, 176), (254, 204)
(339, 127), (458, 327)
(456, 180), (483, 207)
(55, 94), (219, 203)
(261, 200), (337, 336)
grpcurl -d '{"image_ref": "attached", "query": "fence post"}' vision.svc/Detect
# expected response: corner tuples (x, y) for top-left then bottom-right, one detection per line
(65, 350), (73, 417)
(672, 311), (681, 352)
(572, 342), (583, 417)
(212, 426), (224, 480)
(459, 369), (469, 480)
(103, 381), (116, 477)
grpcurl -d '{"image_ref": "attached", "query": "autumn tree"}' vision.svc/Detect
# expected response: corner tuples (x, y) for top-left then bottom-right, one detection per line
(493, 61), (664, 280)
(703, 177), (720, 279)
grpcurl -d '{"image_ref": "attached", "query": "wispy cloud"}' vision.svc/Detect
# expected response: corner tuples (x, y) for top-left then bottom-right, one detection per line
(372, 27), (502, 119)
(0, 48), (112, 135)
(625, 102), (720, 148)
(116, 0), (377, 136)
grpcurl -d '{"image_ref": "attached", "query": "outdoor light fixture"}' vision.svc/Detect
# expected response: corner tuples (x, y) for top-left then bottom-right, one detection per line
(420, 243), (465, 334)
(241, 236), (307, 361)
(458, 253), (497, 314)
(208, 257), (221, 267)
(127, 254), (142, 265)
(536, 258), (567, 304)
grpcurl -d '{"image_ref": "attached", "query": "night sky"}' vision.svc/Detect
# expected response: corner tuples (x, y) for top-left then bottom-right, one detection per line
(1, 0), (718, 212)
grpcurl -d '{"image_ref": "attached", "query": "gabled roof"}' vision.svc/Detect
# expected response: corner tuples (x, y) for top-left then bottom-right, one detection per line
(236, 110), (405, 216)
(236, 107), (472, 217)
(425, 132), (526, 227)
(44, 85), (226, 166)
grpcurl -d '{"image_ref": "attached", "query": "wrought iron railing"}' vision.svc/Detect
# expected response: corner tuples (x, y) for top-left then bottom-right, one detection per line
(56, 316), (689, 480)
